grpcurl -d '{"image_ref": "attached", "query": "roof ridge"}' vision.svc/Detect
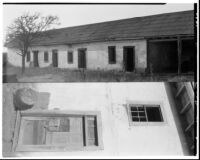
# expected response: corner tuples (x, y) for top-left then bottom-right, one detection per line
(46, 10), (194, 32)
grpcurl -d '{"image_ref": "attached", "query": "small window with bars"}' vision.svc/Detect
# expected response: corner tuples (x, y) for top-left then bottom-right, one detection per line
(128, 105), (164, 124)
(13, 111), (103, 152)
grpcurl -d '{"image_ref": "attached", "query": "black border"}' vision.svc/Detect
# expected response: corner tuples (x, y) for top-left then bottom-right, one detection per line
(3, 2), (166, 5)
(193, 3), (197, 156)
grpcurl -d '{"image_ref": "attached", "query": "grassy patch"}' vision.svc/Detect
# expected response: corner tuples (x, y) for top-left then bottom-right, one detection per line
(3, 66), (194, 82)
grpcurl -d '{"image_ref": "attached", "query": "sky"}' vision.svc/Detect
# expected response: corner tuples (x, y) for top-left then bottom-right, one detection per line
(3, 3), (194, 38)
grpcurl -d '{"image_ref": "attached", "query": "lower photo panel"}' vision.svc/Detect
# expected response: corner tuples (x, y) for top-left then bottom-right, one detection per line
(2, 82), (196, 157)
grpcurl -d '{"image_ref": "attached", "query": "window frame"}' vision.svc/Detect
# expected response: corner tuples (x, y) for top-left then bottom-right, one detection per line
(44, 51), (49, 62)
(67, 51), (73, 64)
(108, 46), (116, 64)
(12, 110), (103, 152)
(126, 101), (167, 126)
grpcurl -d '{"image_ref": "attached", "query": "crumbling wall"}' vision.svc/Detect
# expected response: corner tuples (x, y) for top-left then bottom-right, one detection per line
(2, 83), (50, 157)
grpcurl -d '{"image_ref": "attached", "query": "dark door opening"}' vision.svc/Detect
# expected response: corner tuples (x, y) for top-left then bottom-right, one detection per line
(78, 49), (86, 69)
(181, 39), (195, 73)
(148, 41), (178, 73)
(33, 51), (39, 67)
(52, 50), (58, 67)
(123, 47), (135, 72)
(148, 39), (195, 74)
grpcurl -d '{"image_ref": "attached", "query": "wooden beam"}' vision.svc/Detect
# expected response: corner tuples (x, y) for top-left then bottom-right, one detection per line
(185, 121), (194, 132)
(177, 36), (182, 75)
(12, 111), (21, 152)
(149, 38), (177, 42)
(180, 101), (191, 114)
(175, 84), (185, 98)
(83, 116), (88, 147)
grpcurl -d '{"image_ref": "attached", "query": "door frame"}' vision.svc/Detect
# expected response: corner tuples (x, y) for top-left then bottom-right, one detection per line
(123, 46), (135, 72)
(78, 48), (87, 69)
(52, 50), (58, 67)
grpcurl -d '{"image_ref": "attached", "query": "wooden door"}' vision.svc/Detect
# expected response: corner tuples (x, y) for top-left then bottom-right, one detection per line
(78, 49), (86, 69)
(123, 47), (135, 72)
(52, 50), (58, 67)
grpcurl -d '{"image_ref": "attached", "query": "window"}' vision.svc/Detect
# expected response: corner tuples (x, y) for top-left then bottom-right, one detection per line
(128, 104), (164, 124)
(68, 51), (73, 64)
(44, 51), (49, 62)
(108, 46), (116, 64)
(26, 51), (30, 62)
(13, 111), (103, 152)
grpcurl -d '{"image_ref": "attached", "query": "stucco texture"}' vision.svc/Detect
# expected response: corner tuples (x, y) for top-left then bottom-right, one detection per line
(7, 83), (185, 157)
(7, 40), (147, 72)
(2, 84), (50, 157)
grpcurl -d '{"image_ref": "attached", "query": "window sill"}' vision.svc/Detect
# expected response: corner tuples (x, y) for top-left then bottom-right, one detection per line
(129, 121), (167, 127)
(16, 145), (103, 152)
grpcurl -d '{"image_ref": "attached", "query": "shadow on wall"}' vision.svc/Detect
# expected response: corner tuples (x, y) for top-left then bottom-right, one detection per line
(2, 84), (50, 157)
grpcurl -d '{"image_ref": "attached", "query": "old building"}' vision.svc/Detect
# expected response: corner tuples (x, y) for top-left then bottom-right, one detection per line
(2, 83), (196, 157)
(5, 10), (195, 74)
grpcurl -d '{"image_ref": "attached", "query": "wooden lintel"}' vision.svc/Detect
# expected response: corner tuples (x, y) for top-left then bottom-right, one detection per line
(148, 35), (194, 42)
(148, 38), (177, 42)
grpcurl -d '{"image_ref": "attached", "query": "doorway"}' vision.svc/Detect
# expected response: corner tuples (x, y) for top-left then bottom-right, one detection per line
(52, 50), (58, 67)
(78, 49), (87, 69)
(33, 51), (39, 67)
(123, 46), (135, 72)
(148, 40), (178, 73)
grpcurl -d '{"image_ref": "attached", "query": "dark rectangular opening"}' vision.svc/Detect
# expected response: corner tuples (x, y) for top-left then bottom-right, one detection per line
(148, 38), (195, 74)
(123, 46), (135, 72)
(148, 40), (178, 73)
(33, 51), (39, 67)
(78, 49), (86, 69)
(108, 46), (116, 64)
(68, 51), (73, 64)
(146, 107), (163, 122)
(26, 51), (30, 62)
(52, 50), (58, 67)
(181, 39), (195, 73)
(44, 51), (49, 62)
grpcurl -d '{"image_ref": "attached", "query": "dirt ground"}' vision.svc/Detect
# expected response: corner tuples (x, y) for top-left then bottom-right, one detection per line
(3, 66), (195, 82)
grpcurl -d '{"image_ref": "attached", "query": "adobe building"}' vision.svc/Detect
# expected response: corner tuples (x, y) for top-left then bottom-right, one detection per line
(2, 83), (195, 157)
(5, 10), (195, 74)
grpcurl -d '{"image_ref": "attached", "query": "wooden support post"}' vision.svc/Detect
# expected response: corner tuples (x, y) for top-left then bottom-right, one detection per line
(177, 36), (182, 75)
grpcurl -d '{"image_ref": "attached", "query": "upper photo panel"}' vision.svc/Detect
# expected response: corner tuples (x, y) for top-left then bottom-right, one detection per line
(3, 3), (196, 82)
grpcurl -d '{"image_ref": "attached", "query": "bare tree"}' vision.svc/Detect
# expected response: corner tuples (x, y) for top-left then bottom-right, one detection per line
(5, 12), (60, 73)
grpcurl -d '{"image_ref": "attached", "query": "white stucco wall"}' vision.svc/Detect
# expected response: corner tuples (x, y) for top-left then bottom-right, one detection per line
(7, 40), (147, 72)
(15, 83), (184, 157)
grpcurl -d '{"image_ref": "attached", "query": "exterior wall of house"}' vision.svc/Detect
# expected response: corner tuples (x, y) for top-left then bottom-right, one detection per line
(7, 40), (147, 72)
(11, 83), (184, 157)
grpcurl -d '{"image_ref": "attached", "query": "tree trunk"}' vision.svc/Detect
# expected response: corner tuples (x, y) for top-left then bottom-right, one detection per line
(22, 55), (25, 74)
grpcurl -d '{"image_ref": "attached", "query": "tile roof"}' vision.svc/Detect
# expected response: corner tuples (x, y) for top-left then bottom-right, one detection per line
(7, 10), (194, 47)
